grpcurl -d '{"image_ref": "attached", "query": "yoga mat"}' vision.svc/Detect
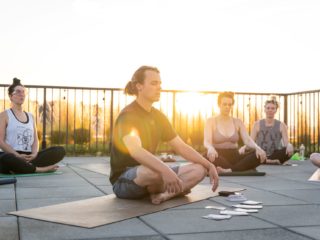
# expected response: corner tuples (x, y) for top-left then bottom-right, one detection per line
(219, 171), (266, 176)
(8, 185), (245, 228)
(308, 169), (320, 182)
(0, 171), (63, 178)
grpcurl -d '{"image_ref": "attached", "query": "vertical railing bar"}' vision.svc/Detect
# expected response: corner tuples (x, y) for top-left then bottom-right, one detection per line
(35, 89), (38, 126)
(103, 90), (106, 154)
(304, 94), (307, 148)
(308, 93), (311, 153)
(293, 95), (299, 148)
(284, 94), (288, 125)
(248, 95), (251, 134)
(59, 89), (61, 147)
(41, 87), (47, 149)
(66, 89), (69, 153)
(96, 89), (99, 152)
(298, 94), (301, 146)
(313, 92), (315, 153)
(81, 89), (84, 154)
(74, 89), (76, 155)
(289, 95), (292, 146)
(1, 86), (4, 110)
(109, 90), (114, 154)
(51, 88), (54, 148)
(242, 94), (245, 123)
(318, 91), (320, 152)
(89, 90), (91, 153)
(254, 95), (257, 125)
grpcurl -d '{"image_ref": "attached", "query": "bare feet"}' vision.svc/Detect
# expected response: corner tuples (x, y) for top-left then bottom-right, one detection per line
(150, 189), (191, 205)
(150, 192), (170, 204)
(35, 165), (59, 173)
(216, 166), (232, 174)
(160, 154), (176, 162)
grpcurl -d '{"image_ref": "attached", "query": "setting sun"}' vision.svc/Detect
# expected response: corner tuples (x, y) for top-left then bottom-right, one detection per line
(175, 92), (217, 118)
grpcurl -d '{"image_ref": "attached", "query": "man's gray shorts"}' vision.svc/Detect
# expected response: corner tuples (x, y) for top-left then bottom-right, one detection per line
(113, 165), (179, 199)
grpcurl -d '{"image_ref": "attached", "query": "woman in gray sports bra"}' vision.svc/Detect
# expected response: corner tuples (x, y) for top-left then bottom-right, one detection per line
(0, 78), (66, 174)
(204, 92), (266, 173)
(239, 98), (294, 165)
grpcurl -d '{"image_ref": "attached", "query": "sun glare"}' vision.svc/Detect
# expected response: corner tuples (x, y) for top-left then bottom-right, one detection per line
(129, 128), (138, 137)
(175, 92), (217, 118)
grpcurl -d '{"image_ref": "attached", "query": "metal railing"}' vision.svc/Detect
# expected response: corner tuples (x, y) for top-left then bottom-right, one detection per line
(1, 84), (319, 156)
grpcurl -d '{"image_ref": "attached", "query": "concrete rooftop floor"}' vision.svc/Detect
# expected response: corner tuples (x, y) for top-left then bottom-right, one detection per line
(1, 157), (320, 240)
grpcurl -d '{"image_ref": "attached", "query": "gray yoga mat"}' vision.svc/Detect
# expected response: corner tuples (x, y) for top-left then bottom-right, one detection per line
(8, 185), (245, 228)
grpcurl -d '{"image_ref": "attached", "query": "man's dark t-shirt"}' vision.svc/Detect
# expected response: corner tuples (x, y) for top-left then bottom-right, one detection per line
(109, 101), (177, 185)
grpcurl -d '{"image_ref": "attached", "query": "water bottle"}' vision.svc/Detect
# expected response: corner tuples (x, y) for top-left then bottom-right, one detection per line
(299, 144), (305, 161)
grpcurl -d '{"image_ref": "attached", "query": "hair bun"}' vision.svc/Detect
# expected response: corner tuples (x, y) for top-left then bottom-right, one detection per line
(13, 78), (21, 85)
(269, 95), (277, 101)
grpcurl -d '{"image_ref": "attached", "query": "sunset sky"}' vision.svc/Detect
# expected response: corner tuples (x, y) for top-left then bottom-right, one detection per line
(1, 0), (320, 93)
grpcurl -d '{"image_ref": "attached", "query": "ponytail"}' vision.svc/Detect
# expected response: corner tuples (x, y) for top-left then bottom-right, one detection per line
(124, 81), (137, 96)
(124, 65), (160, 96)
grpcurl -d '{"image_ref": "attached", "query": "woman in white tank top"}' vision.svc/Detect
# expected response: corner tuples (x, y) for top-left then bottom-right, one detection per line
(0, 78), (65, 174)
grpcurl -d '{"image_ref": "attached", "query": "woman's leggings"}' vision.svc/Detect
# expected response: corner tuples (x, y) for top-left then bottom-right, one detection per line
(267, 147), (291, 164)
(212, 148), (261, 171)
(0, 146), (66, 174)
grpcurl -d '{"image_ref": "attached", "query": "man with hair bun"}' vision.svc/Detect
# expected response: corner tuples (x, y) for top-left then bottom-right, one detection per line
(110, 66), (219, 204)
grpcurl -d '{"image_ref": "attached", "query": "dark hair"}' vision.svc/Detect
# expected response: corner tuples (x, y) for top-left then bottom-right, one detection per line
(8, 78), (24, 96)
(264, 96), (279, 109)
(124, 66), (160, 96)
(217, 91), (235, 105)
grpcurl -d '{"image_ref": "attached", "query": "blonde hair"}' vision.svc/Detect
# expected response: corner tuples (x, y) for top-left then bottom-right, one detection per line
(264, 96), (279, 109)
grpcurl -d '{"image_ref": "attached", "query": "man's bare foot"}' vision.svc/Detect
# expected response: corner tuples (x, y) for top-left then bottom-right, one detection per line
(150, 189), (191, 205)
(216, 166), (232, 174)
(35, 165), (59, 173)
(265, 159), (281, 165)
(150, 192), (170, 205)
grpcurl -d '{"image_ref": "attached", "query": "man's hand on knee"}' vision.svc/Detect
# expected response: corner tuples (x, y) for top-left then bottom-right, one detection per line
(161, 168), (183, 194)
(208, 164), (219, 192)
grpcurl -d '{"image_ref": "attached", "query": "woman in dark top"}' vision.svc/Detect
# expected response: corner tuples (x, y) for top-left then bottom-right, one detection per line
(0, 78), (65, 174)
(204, 92), (266, 173)
(239, 97), (293, 165)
